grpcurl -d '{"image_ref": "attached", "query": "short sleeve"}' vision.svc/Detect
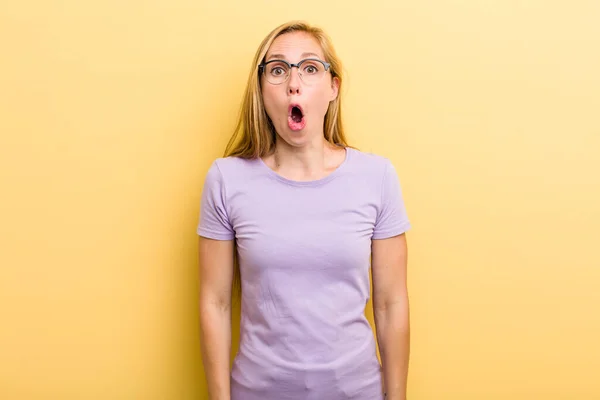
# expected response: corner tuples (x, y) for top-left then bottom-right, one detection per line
(372, 160), (411, 239)
(196, 160), (235, 240)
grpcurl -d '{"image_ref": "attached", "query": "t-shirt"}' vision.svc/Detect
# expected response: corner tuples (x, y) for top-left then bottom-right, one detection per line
(197, 146), (411, 400)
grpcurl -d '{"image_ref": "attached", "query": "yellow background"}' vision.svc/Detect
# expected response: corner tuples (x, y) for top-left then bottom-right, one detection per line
(1, 0), (599, 399)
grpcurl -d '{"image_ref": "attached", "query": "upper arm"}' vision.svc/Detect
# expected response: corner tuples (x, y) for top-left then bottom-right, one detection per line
(197, 159), (236, 308)
(372, 160), (411, 240)
(372, 233), (409, 309)
(371, 158), (411, 307)
(198, 237), (234, 309)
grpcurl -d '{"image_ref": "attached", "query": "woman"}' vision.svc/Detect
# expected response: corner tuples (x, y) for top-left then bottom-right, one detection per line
(197, 20), (411, 400)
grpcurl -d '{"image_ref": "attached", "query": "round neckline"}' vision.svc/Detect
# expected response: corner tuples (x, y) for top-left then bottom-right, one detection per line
(257, 146), (352, 187)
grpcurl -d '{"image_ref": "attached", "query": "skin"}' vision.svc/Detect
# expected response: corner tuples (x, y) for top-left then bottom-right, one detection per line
(260, 31), (344, 181)
(199, 30), (410, 400)
(372, 234), (410, 400)
(199, 238), (234, 400)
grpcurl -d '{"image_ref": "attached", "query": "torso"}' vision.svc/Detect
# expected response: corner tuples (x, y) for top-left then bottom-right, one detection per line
(207, 147), (398, 400)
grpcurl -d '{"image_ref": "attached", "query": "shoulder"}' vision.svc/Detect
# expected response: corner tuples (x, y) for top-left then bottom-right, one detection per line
(346, 147), (395, 177)
(210, 155), (256, 171)
(206, 156), (259, 182)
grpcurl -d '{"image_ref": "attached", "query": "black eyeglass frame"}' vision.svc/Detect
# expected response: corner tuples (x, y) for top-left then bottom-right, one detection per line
(258, 58), (332, 84)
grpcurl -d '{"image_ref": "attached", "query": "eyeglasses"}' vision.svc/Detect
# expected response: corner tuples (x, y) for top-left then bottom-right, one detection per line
(259, 58), (331, 85)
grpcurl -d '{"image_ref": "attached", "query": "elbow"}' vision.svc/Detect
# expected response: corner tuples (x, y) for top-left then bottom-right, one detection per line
(199, 291), (231, 315)
(374, 290), (409, 314)
(200, 297), (231, 313)
(374, 294), (410, 331)
(199, 296), (231, 337)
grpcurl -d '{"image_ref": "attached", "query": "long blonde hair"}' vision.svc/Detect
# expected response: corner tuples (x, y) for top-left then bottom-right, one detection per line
(224, 20), (349, 159)
(225, 21), (349, 297)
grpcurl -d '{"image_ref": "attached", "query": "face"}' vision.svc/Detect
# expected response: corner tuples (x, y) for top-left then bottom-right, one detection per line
(261, 31), (339, 148)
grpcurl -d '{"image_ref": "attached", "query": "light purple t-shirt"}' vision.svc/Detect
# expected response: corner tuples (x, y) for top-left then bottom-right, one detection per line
(197, 147), (411, 400)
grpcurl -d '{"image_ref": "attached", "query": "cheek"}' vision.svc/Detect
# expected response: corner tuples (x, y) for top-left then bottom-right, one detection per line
(261, 84), (283, 120)
(310, 85), (334, 116)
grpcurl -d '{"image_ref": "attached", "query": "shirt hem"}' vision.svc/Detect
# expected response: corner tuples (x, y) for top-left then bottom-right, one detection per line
(372, 221), (411, 240)
(197, 227), (235, 240)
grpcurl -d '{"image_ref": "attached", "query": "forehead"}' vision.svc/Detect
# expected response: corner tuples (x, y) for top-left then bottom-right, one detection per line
(266, 31), (324, 61)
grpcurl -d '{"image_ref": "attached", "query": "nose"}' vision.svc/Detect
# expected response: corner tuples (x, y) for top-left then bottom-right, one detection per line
(287, 68), (302, 95)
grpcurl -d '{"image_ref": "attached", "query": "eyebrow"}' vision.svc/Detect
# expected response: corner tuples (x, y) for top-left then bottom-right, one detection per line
(266, 52), (322, 61)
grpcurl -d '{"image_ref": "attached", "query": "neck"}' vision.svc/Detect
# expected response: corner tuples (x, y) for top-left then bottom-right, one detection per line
(271, 137), (340, 181)
(275, 137), (324, 168)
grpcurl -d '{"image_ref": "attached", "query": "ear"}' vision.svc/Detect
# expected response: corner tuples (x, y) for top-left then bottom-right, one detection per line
(330, 76), (340, 101)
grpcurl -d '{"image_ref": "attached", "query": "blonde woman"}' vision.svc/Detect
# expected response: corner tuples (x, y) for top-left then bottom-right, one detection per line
(197, 21), (411, 400)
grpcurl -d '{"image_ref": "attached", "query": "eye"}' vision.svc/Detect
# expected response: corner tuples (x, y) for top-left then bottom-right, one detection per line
(303, 63), (320, 74)
(271, 67), (285, 76)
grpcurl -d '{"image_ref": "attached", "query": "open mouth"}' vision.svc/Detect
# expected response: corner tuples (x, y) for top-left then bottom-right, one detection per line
(291, 106), (303, 123)
(288, 104), (305, 131)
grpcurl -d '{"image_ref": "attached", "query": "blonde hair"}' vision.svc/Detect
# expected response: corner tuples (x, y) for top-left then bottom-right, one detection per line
(224, 20), (349, 159)
(225, 21), (349, 298)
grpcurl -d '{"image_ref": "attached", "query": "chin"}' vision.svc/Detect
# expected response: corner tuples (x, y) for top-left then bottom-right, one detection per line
(281, 136), (307, 148)
(280, 130), (314, 148)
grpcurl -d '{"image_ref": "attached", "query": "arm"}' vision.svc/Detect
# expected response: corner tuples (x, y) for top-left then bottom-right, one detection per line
(372, 233), (410, 400)
(198, 236), (235, 400)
